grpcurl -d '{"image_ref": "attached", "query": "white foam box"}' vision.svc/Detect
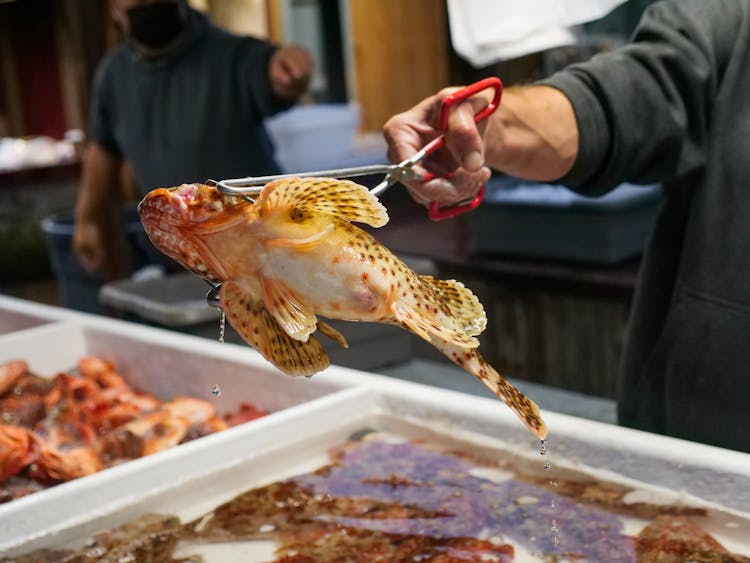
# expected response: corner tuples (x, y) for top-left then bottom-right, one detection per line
(0, 295), (360, 550)
(1, 295), (750, 560)
(0, 296), (349, 411)
(1, 374), (750, 558)
(0, 305), (55, 336)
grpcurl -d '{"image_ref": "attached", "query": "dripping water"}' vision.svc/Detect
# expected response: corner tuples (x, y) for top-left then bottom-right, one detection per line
(218, 309), (226, 343)
(540, 438), (561, 547)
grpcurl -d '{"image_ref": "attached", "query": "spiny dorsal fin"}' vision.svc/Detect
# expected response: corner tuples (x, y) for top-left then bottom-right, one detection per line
(220, 281), (329, 376)
(419, 275), (487, 336)
(259, 177), (388, 228)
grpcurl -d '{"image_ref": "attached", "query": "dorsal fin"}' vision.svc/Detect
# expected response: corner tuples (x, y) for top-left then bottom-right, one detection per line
(419, 275), (487, 336)
(258, 177), (389, 228)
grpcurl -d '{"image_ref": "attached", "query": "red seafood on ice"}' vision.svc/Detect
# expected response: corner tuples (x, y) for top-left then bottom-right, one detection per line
(0, 358), (266, 502)
(0, 424), (38, 482)
(139, 179), (546, 438)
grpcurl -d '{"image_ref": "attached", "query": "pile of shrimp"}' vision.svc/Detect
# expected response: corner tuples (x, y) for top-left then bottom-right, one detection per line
(0, 357), (266, 502)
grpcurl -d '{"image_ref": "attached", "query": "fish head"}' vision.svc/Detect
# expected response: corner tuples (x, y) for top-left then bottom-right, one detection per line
(138, 183), (252, 282)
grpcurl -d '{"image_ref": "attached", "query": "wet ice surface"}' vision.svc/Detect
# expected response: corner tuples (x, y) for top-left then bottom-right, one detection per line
(295, 440), (636, 561)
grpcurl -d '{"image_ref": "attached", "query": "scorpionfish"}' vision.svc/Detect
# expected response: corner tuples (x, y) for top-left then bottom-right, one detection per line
(139, 178), (546, 439)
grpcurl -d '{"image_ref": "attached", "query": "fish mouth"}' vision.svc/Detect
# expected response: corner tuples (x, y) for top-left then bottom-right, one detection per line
(140, 184), (249, 232)
(138, 187), (228, 282)
(138, 186), (194, 226)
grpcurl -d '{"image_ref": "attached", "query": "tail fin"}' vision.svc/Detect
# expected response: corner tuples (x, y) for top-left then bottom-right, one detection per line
(435, 339), (547, 439)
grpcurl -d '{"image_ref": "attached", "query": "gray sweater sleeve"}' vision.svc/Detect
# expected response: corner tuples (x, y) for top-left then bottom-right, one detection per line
(542, 0), (742, 194)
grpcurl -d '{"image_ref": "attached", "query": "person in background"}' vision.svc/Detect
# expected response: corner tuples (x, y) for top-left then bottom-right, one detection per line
(74, 0), (312, 281)
(383, 0), (750, 452)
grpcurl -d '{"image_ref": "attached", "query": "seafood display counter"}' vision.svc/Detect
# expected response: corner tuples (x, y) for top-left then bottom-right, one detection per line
(1, 295), (749, 561)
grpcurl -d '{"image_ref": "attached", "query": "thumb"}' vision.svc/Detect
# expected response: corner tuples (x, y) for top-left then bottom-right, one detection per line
(444, 97), (487, 172)
(74, 244), (101, 273)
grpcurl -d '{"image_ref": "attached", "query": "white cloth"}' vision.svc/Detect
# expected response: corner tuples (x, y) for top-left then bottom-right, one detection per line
(448, 0), (627, 66)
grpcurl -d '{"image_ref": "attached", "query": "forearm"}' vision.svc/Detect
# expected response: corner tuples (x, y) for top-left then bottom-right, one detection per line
(484, 85), (578, 182)
(75, 143), (122, 227)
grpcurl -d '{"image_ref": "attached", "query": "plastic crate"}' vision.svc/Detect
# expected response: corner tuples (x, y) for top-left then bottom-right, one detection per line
(467, 178), (663, 263)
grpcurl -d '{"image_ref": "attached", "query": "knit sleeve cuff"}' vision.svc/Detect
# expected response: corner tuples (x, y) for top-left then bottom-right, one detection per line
(538, 71), (611, 192)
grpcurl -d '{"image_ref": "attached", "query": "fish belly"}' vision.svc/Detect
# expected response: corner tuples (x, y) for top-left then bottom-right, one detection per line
(265, 247), (393, 323)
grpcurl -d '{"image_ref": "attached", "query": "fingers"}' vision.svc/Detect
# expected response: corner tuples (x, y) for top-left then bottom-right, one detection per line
(72, 222), (130, 281)
(73, 223), (105, 273)
(384, 93), (441, 164)
(384, 87), (489, 171)
(445, 97), (487, 172)
(280, 45), (313, 80)
(383, 86), (492, 210)
(404, 166), (491, 208)
(270, 45), (313, 100)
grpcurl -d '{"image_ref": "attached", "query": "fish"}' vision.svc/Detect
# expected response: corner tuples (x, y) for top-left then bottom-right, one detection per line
(138, 178), (546, 439)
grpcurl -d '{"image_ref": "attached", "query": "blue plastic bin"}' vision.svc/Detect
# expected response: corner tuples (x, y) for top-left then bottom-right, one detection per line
(467, 178), (663, 264)
(40, 206), (156, 314)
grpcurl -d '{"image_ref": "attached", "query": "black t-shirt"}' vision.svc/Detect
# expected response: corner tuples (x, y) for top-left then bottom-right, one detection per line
(89, 10), (291, 194)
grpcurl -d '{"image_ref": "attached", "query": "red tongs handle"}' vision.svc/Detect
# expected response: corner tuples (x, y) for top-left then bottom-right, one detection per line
(420, 77), (503, 221)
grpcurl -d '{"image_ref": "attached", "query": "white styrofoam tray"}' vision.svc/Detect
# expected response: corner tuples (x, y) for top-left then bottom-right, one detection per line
(1, 383), (749, 559)
(0, 319), (346, 414)
(0, 294), (359, 549)
(0, 305), (55, 336)
(1, 294), (750, 559)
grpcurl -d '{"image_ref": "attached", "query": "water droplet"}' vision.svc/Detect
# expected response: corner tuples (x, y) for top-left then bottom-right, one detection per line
(543, 462), (551, 470)
(551, 519), (560, 546)
(218, 310), (226, 343)
(550, 480), (558, 487)
(539, 438), (548, 456)
(211, 384), (221, 397)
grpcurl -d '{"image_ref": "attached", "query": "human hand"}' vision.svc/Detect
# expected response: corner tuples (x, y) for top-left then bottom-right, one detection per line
(383, 87), (492, 208)
(73, 220), (130, 282)
(269, 45), (313, 101)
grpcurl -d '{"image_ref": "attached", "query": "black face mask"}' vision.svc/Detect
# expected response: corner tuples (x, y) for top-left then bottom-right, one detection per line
(126, 1), (188, 50)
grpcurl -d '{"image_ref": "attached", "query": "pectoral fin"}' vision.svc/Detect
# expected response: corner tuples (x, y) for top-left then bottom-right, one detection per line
(262, 278), (317, 341)
(221, 281), (329, 376)
(259, 177), (388, 227)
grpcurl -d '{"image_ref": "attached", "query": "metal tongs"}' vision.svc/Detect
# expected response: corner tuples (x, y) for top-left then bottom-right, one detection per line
(205, 77), (502, 311)
(214, 77), (503, 222)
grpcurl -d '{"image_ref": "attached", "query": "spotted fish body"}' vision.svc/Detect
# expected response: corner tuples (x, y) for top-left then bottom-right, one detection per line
(138, 178), (546, 439)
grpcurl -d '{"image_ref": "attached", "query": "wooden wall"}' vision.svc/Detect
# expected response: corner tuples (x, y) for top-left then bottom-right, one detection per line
(412, 273), (631, 400)
(190, 0), (269, 39)
(350, 0), (449, 131)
